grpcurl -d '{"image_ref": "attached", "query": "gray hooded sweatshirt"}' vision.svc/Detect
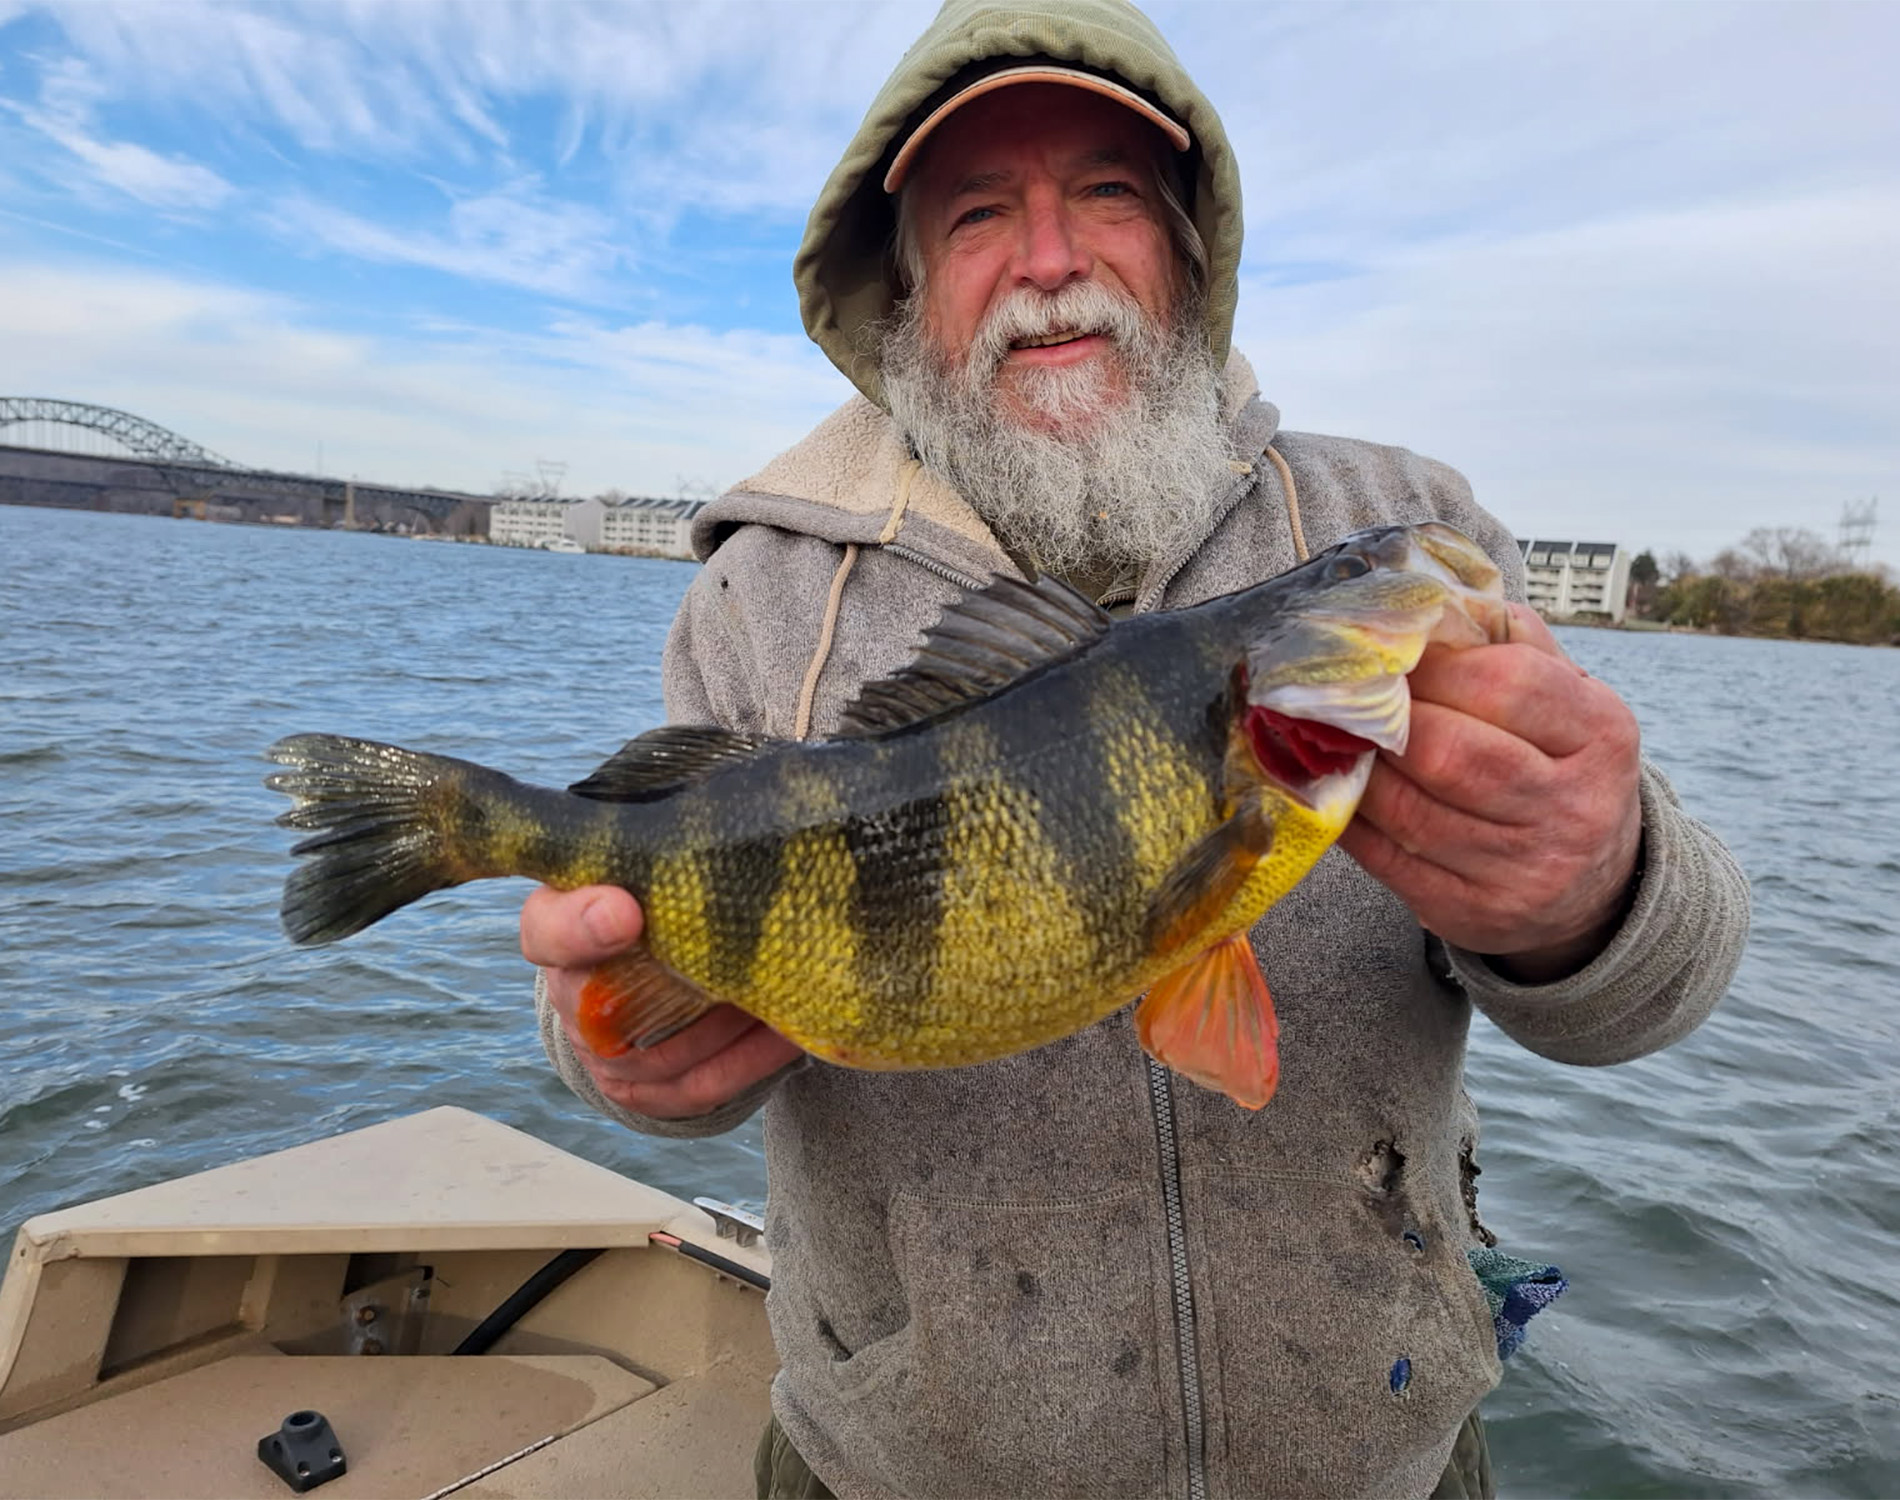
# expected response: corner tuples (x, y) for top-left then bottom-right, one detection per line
(539, 3), (1751, 1495)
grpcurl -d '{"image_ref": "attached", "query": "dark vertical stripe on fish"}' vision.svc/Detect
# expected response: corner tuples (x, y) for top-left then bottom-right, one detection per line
(842, 785), (952, 1016)
(699, 827), (792, 996)
(982, 661), (1140, 957)
(1146, 626), (1240, 810)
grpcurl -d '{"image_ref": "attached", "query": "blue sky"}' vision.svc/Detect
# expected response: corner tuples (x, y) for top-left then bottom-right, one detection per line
(1, 0), (1896, 568)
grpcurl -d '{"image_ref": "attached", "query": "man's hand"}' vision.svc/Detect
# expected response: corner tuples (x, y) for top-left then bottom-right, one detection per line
(523, 885), (802, 1120)
(1337, 603), (1643, 983)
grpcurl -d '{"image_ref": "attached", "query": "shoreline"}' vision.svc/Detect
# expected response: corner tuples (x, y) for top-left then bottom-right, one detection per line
(1545, 614), (1897, 648)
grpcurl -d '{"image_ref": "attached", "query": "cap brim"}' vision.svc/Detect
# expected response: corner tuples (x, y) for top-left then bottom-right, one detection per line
(883, 64), (1191, 194)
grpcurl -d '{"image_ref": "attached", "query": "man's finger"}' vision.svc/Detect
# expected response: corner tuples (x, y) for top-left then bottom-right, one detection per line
(600, 1021), (804, 1121)
(1377, 701), (1553, 824)
(521, 884), (644, 968)
(1495, 601), (1568, 661)
(1404, 642), (1620, 761)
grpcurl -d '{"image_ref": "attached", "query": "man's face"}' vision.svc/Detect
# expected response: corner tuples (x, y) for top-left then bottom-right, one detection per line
(904, 84), (1182, 431)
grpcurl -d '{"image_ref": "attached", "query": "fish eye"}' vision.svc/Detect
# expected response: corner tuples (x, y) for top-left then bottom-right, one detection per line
(1326, 555), (1370, 581)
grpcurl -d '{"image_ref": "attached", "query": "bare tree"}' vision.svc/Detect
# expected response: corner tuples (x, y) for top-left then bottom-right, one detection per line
(1662, 549), (1698, 584)
(493, 467), (563, 501)
(1738, 526), (1839, 580)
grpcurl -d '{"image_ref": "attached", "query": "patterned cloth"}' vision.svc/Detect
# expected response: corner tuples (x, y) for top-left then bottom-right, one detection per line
(1467, 1248), (1568, 1361)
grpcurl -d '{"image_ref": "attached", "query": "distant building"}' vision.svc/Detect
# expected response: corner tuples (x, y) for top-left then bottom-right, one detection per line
(1517, 539), (1632, 623)
(599, 497), (706, 560)
(489, 496), (603, 550)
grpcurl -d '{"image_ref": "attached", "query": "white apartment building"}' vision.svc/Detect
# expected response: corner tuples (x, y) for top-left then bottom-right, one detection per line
(488, 497), (604, 550)
(1517, 538), (1632, 623)
(599, 497), (706, 560)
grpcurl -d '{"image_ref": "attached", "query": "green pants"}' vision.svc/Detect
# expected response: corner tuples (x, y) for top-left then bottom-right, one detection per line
(755, 1409), (1493, 1499)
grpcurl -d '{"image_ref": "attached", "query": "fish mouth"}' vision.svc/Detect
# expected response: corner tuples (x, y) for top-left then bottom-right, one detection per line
(1240, 699), (1378, 814)
(1329, 523), (1511, 644)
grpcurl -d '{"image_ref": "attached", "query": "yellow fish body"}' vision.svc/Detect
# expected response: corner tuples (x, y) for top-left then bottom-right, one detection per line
(267, 522), (1507, 1108)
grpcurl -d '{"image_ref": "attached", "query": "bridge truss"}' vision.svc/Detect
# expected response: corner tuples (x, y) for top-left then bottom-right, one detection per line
(0, 398), (483, 521)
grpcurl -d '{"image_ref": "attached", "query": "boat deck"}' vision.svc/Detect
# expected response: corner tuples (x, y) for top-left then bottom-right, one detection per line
(0, 1108), (775, 1499)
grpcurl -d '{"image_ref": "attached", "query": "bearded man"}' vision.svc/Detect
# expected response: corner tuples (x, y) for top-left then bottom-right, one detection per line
(522, 2), (1750, 1496)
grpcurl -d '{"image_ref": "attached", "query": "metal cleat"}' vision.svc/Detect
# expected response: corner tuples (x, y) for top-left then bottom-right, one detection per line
(693, 1197), (765, 1249)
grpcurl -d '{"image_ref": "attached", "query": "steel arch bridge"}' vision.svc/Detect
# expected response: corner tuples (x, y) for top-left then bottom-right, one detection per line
(0, 397), (481, 522)
(0, 397), (240, 470)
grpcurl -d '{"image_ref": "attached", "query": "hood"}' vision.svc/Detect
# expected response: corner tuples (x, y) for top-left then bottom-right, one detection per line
(796, 0), (1244, 410)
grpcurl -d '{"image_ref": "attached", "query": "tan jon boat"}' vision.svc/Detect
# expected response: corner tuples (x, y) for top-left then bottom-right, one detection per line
(0, 1107), (775, 1499)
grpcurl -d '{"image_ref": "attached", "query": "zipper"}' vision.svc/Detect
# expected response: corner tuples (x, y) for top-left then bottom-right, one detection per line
(883, 542), (989, 593)
(1149, 1059), (1208, 1500)
(1131, 550), (1211, 1500)
(890, 514), (1246, 1500)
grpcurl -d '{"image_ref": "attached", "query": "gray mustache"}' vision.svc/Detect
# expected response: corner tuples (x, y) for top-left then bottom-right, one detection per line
(969, 282), (1150, 372)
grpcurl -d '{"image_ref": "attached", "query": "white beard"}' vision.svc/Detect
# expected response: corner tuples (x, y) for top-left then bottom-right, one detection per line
(880, 280), (1237, 581)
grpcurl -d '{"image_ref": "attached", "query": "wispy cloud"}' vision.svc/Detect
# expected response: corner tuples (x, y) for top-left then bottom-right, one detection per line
(20, 0), (924, 215)
(7, 55), (234, 211)
(0, 0), (1894, 568)
(1239, 183), (1900, 562)
(0, 258), (850, 496)
(269, 182), (628, 301)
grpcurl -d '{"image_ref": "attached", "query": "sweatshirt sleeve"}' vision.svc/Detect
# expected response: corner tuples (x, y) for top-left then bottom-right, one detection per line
(1402, 449), (1751, 1060)
(533, 542), (802, 1139)
(1445, 758), (1751, 1064)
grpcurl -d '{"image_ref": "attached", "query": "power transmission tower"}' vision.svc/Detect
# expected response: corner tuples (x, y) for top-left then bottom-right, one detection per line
(1839, 498), (1877, 571)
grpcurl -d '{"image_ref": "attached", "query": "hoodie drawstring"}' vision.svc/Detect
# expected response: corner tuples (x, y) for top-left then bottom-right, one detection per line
(880, 458), (920, 543)
(1265, 444), (1307, 563)
(796, 544), (858, 741)
(793, 460), (921, 741)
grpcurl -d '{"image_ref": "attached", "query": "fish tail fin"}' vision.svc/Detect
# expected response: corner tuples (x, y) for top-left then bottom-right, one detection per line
(1135, 931), (1281, 1110)
(265, 733), (515, 944)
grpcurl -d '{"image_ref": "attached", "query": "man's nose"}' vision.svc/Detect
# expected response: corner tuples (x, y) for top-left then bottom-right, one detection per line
(1014, 199), (1091, 292)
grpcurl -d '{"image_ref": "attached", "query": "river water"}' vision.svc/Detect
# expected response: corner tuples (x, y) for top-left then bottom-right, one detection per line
(2, 504), (1895, 1496)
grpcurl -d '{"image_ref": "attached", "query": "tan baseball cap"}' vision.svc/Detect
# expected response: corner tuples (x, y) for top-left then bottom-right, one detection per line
(882, 62), (1192, 194)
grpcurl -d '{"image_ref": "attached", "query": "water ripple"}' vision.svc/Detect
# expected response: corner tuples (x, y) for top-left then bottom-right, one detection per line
(3, 508), (1897, 1496)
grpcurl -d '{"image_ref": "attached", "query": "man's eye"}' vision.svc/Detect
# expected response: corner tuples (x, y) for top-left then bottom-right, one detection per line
(1087, 181), (1135, 198)
(955, 206), (996, 226)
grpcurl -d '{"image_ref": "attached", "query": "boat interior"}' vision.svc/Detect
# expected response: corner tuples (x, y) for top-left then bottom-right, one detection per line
(0, 1107), (775, 1499)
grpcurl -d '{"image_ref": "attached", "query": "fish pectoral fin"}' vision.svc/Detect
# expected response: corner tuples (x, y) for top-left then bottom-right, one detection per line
(1135, 933), (1281, 1111)
(574, 947), (719, 1057)
(569, 725), (774, 803)
(1143, 794), (1275, 959)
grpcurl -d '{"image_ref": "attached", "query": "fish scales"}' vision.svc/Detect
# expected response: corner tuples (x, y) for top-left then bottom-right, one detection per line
(924, 727), (1098, 1064)
(266, 522), (1510, 1107)
(961, 655), (1147, 967)
(636, 754), (836, 1009)
(1099, 635), (1235, 900)
(840, 787), (954, 1032)
(640, 800), (723, 990)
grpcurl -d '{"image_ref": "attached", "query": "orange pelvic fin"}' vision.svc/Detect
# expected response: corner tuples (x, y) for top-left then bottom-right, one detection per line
(1134, 932), (1281, 1110)
(575, 947), (717, 1058)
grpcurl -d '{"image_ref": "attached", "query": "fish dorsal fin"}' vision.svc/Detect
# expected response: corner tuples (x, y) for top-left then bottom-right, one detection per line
(839, 573), (1112, 736)
(568, 724), (773, 802)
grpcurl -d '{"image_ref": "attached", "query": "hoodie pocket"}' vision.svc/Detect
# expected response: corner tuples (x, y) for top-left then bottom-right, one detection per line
(1191, 1169), (1501, 1497)
(827, 1185), (1169, 1499)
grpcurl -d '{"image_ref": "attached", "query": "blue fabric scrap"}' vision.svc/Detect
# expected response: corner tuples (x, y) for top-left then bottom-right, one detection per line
(1465, 1247), (1567, 1362)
